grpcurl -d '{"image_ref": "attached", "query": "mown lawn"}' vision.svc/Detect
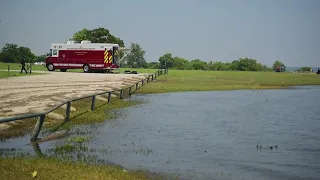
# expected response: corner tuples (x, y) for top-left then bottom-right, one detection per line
(0, 71), (43, 79)
(136, 69), (320, 94)
(0, 62), (47, 71)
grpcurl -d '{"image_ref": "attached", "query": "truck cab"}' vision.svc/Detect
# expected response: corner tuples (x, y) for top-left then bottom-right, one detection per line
(45, 48), (58, 71)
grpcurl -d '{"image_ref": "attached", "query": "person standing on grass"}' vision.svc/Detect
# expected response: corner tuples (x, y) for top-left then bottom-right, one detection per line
(20, 58), (27, 74)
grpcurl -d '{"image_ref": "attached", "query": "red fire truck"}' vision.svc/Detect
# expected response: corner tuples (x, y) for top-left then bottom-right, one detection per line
(45, 40), (121, 73)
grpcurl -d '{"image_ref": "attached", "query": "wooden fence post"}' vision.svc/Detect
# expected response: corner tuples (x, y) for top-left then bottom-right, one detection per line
(120, 89), (123, 99)
(30, 115), (45, 142)
(107, 92), (111, 103)
(91, 95), (96, 110)
(65, 101), (71, 122)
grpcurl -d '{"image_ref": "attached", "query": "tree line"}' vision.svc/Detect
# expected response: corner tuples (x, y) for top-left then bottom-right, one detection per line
(0, 27), (287, 71)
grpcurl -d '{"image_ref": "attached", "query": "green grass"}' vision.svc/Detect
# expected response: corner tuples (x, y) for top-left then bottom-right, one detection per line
(135, 69), (320, 94)
(0, 156), (163, 180)
(0, 62), (48, 71)
(0, 62), (159, 74)
(0, 71), (44, 79)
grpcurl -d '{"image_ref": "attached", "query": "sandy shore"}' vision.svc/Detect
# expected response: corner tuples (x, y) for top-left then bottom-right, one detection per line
(0, 71), (149, 118)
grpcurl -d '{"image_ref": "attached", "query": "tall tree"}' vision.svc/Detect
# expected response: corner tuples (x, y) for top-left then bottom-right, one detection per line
(172, 57), (191, 70)
(273, 60), (286, 69)
(191, 59), (208, 70)
(71, 27), (125, 47)
(159, 53), (174, 69)
(124, 43), (146, 68)
(0, 43), (35, 63)
(34, 54), (46, 62)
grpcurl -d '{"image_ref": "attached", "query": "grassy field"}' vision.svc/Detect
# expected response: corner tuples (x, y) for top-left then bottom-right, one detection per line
(0, 62), (48, 71)
(132, 69), (320, 94)
(0, 71), (43, 79)
(0, 156), (161, 180)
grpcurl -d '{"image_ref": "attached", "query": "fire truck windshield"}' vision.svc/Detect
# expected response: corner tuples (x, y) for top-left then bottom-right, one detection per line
(47, 49), (52, 57)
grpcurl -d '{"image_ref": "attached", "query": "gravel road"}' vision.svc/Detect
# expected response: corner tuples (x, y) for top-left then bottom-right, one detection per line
(0, 71), (148, 118)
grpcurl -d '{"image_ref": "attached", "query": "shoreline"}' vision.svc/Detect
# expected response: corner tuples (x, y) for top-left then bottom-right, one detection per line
(0, 70), (166, 180)
(1, 69), (319, 179)
(136, 84), (320, 95)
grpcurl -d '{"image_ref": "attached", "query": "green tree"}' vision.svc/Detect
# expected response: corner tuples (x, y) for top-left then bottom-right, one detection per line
(211, 61), (225, 71)
(147, 62), (161, 69)
(0, 43), (36, 63)
(297, 67), (312, 72)
(159, 53), (174, 69)
(172, 57), (191, 70)
(273, 60), (286, 69)
(235, 58), (258, 71)
(124, 43), (146, 68)
(34, 54), (46, 62)
(71, 27), (125, 47)
(191, 59), (208, 70)
(207, 61), (214, 70)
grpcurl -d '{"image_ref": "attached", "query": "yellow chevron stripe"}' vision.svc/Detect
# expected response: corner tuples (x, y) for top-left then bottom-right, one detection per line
(108, 55), (113, 63)
(104, 50), (109, 63)
(104, 53), (109, 60)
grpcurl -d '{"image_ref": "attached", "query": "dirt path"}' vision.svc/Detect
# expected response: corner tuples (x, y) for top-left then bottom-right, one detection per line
(0, 71), (149, 118)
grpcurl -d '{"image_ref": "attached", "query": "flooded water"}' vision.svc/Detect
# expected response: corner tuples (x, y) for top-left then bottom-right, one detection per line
(1, 86), (320, 180)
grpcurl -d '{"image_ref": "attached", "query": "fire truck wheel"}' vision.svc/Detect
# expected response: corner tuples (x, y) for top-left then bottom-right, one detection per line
(83, 64), (91, 73)
(47, 63), (55, 71)
(60, 69), (67, 72)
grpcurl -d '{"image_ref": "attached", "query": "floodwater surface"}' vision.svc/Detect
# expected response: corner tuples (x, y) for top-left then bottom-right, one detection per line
(1, 86), (320, 180)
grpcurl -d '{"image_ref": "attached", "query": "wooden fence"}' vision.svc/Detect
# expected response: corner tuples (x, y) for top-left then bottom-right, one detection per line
(0, 69), (168, 142)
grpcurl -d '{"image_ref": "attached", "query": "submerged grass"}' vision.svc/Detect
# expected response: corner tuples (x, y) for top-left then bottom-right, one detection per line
(48, 96), (144, 131)
(0, 93), (145, 141)
(0, 89), (165, 179)
(135, 70), (320, 94)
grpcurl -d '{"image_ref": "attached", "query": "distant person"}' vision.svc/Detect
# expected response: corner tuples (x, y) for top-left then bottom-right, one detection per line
(20, 58), (27, 74)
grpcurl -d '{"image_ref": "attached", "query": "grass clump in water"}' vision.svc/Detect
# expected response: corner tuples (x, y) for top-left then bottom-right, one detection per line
(66, 136), (91, 144)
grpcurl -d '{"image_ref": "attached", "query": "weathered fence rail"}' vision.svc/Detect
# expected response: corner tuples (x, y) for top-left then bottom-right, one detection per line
(0, 69), (168, 142)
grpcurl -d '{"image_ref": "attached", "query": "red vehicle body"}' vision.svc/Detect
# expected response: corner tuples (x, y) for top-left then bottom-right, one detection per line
(45, 40), (120, 73)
